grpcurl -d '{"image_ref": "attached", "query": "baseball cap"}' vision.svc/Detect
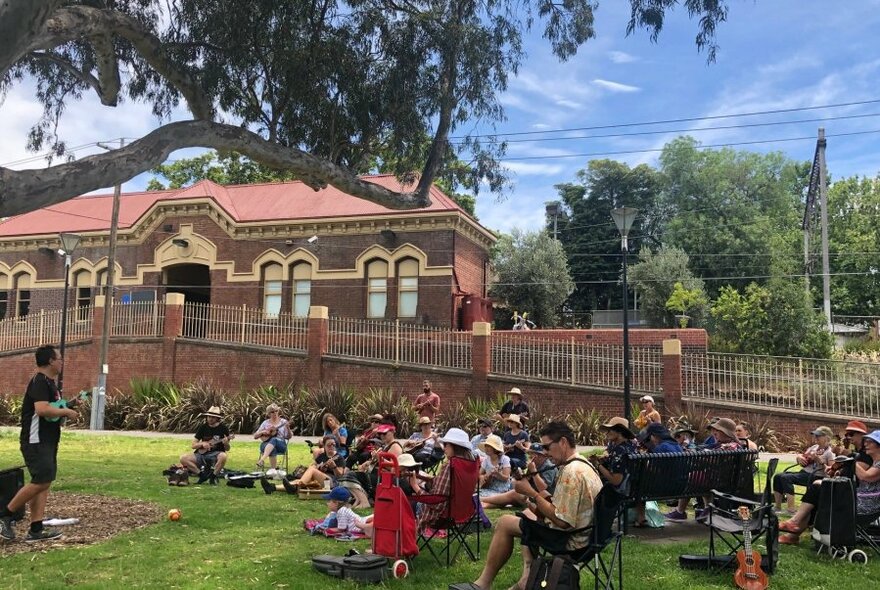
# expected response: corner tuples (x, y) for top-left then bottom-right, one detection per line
(322, 487), (352, 502)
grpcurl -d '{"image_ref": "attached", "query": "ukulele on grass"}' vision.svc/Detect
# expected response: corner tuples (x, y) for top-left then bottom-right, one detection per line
(734, 506), (769, 590)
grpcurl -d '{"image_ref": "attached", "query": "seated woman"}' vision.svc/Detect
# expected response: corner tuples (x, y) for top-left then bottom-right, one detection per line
(779, 429), (880, 544)
(774, 426), (835, 514)
(254, 403), (291, 471)
(406, 416), (440, 466)
(478, 434), (512, 499)
(416, 428), (478, 532)
(262, 436), (344, 494)
(397, 453), (428, 497)
(502, 414), (529, 470)
(735, 421), (759, 451)
(320, 413), (349, 459)
(482, 443), (557, 510)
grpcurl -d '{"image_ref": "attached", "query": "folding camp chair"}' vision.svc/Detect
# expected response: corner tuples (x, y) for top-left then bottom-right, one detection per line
(698, 458), (779, 574)
(525, 484), (626, 590)
(417, 456), (481, 566)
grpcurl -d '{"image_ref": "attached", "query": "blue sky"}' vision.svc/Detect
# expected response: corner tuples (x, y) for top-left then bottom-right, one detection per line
(2, 1), (880, 233)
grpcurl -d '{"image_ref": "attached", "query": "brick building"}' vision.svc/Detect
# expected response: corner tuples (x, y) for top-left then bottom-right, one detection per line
(0, 176), (494, 327)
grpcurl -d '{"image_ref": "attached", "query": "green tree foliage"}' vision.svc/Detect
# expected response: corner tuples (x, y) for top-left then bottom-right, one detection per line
(489, 229), (575, 327)
(657, 137), (807, 296)
(628, 246), (705, 327)
(826, 175), (880, 317)
(146, 152), (298, 190)
(666, 282), (709, 327)
(710, 280), (833, 358)
(553, 160), (661, 316)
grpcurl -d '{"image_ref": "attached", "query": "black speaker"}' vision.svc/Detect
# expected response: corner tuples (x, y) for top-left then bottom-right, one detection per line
(0, 466), (26, 520)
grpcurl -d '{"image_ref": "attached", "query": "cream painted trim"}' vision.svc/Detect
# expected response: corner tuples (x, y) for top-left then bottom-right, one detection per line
(16, 226), (454, 288)
(0, 260), (37, 279)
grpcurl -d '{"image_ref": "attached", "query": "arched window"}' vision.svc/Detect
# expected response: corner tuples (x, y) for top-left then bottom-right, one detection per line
(397, 258), (419, 318)
(0, 274), (7, 320)
(74, 270), (91, 321)
(292, 263), (311, 317)
(263, 263), (283, 318)
(366, 260), (388, 318)
(96, 269), (108, 297)
(15, 273), (31, 318)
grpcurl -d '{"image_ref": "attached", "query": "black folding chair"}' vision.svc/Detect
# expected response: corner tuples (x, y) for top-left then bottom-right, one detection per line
(703, 458), (779, 574)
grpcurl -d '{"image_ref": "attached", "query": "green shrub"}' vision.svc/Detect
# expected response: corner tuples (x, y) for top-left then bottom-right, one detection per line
(0, 394), (23, 426)
(350, 387), (417, 435)
(569, 408), (604, 445)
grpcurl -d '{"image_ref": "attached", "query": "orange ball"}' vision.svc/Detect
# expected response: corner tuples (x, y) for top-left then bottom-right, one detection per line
(168, 509), (181, 521)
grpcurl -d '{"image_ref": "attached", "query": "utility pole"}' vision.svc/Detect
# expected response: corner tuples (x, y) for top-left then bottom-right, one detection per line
(818, 128), (832, 330)
(545, 201), (561, 240)
(91, 138), (124, 430)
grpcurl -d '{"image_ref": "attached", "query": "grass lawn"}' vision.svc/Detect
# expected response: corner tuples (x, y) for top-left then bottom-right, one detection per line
(1, 431), (876, 590)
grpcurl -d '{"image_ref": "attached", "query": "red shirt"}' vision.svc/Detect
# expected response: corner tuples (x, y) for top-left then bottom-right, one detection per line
(415, 391), (440, 419)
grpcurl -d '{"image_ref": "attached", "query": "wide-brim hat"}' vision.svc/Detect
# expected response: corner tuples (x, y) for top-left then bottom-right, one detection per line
(864, 430), (880, 446)
(478, 434), (504, 455)
(440, 427), (471, 449)
(418, 416), (433, 426)
(673, 424), (696, 437)
(845, 420), (868, 435)
(397, 454), (421, 468)
(508, 387), (523, 397)
(201, 405), (223, 419)
(600, 417), (635, 439)
(710, 418), (737, 439)
(505, 414), (522, 427)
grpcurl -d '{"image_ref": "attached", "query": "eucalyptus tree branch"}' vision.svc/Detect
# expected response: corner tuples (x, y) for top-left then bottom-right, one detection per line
(88, 32), (121, 106)
(0, 120), (430, 216)
(28, 51), (104, 99)
(0, 0), (63, 78)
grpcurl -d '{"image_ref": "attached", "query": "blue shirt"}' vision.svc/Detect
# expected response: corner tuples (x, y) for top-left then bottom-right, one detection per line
(651, 440), (682, 454)
(324, 426), (349, 457)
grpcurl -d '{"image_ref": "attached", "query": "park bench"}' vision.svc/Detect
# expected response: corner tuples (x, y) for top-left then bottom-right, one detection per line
(623, 448), (759, 505)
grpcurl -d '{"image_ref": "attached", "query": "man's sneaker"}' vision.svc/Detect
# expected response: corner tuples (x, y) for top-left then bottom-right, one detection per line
(25, 528), (62, 543)
(195, 470), (211, 485)
(209, 474), (218, 486)
(260, 477), (275, 495)
(695, 508), (710, 521)
(0, 517), (15, 541)
(664, 509), (687, 521)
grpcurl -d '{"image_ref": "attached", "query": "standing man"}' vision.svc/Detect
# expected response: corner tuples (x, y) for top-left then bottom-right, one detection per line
(414, 379), (440, 421)
(180, 406), (232, 485)
(1, 345), (80, 542)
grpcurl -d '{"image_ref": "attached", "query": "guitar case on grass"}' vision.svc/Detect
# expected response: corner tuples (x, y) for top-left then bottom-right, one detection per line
(812, 476), (857, 548)
(312, 554), (387, 583)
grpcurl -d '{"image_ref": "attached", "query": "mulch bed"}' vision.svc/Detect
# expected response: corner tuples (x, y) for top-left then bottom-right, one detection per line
(1, 492), (164, 556)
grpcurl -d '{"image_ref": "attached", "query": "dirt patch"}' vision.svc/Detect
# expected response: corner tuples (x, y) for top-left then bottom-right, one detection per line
(1, 492), (164, 556)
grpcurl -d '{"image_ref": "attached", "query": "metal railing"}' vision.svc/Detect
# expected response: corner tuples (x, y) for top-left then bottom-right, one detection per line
(491, 334), (664, 392)
(111, 300), (165, 337)
(327, 317), (472, 370)
(0, 306), (93, 352)
(181, 302), (308, 351)
(682, 352), (880, 420)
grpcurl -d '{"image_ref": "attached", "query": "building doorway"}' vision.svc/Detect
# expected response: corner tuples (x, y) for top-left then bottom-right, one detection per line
(164, 264), (211, 338)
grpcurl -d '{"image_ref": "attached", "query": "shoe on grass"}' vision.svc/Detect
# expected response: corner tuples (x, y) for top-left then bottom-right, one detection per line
(281, 479), (299, 495)
(25, 528), (62, 543)
(664, 509), (687, 521)
(778, 532), (800, 545)
(260, 477), (275, 495)
(0, 517), (15, 541)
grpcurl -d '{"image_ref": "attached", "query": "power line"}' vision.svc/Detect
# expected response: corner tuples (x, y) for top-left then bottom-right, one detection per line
(452, 97), (880, 140)
(500, 129), (880, 162)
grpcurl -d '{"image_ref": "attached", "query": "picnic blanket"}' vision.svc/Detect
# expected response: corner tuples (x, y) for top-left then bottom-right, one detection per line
(304, 519), (367, 541)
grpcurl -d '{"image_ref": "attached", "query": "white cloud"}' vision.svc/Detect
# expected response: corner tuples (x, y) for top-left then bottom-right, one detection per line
(531, 123), (551, 130)
(592, 79), (641, 93)
(608, 50), (638, 64)
(503, 161), (565, 176)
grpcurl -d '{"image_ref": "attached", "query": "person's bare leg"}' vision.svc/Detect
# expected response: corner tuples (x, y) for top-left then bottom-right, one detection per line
(473, 514), (521, 590)
(29, 488), (49, 523)
(350, 487), (371, 509)
(180, 453), (199, 475)
(481, 490), (524, 510)
(6, 482), (50, 514)
(785, 502), (814, 530)
(260, 443), (276, 467)
(773, 491), (784, 511)
(214, 452), (227, 475)
(269, 454), (278, 469)
(511, 546), (534, 590)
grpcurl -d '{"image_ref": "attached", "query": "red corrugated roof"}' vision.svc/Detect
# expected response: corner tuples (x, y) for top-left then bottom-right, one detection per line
(0, 176), (466, 237)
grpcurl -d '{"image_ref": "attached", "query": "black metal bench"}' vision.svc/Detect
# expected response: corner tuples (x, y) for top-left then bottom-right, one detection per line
(623, 449), (759, 505)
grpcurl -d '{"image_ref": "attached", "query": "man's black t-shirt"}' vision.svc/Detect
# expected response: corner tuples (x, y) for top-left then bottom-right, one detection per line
(500, 400), (529, 417)
(20, 373), (61, 446)
(194, 423), (231, 453)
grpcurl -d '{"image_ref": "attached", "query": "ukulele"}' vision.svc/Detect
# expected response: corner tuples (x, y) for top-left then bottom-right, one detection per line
(47, 390), (91, 423)
(734, 506), (769, 590)
(196, 433), (235, 454)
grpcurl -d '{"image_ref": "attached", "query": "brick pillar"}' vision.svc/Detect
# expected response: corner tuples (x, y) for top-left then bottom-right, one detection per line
(92, 295), (105, 339)
(307, 306), (329, 387)
(662, 338), (682, 410)
(471, 322), (491, 398)
(161, 293), (185, 382)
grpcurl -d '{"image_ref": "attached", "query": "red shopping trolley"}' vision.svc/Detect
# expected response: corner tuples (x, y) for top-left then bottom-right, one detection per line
(372, 452), (419, 578)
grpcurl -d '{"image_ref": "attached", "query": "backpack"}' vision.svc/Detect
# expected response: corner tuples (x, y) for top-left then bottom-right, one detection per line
(525, 555), (579, 590)
(162, 464), (190, 487)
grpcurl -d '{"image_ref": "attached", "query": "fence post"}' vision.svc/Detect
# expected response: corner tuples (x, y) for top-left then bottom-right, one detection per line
(307, 306), (329, 388)
(92, 295), (105, 340)
(240, 304), (246, 344)
(662, 338), (682, 409)
(799, 358), (805, 413)
(39, 309), (45, 345)
(395, 319), (400, 366)
(471, 322), (491, 398)
(571, 337), (576, 385)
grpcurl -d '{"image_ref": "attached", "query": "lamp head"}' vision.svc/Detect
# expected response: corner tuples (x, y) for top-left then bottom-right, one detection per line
(610, 207), (639, 237)
(307, 235), (318, 244)
(59, 232), (81, 254)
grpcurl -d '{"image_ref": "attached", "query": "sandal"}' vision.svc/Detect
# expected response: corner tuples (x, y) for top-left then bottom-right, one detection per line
(778, 521), (804, 534)
(778, 532), (800, 545)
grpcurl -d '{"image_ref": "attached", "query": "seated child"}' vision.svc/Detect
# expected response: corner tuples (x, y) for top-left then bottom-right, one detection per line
(324, 486), (374, 538)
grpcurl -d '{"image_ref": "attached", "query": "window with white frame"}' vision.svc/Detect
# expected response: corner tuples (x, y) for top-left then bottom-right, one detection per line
(366, 260), (388, 318)
(397, 258), (419, 318)
(96, 269), (108, 297)
(15, 273), (31, 318)
(75, 270), (91, 321)
(292, 263), (311, 317)
(263, 263), (283, 318)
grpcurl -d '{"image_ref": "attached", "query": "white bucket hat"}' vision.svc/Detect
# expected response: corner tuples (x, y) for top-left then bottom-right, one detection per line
(397, 454), (422, 468)
(440, 428), (471, 449)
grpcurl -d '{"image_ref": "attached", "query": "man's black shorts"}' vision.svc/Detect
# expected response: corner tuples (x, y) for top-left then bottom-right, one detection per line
(21, 442), (58, 484)
(518, 513), (576, 554)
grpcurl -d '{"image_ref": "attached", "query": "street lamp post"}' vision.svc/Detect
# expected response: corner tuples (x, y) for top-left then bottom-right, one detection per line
(611, 207), (638, 422)
(58, 232), (81, 393)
